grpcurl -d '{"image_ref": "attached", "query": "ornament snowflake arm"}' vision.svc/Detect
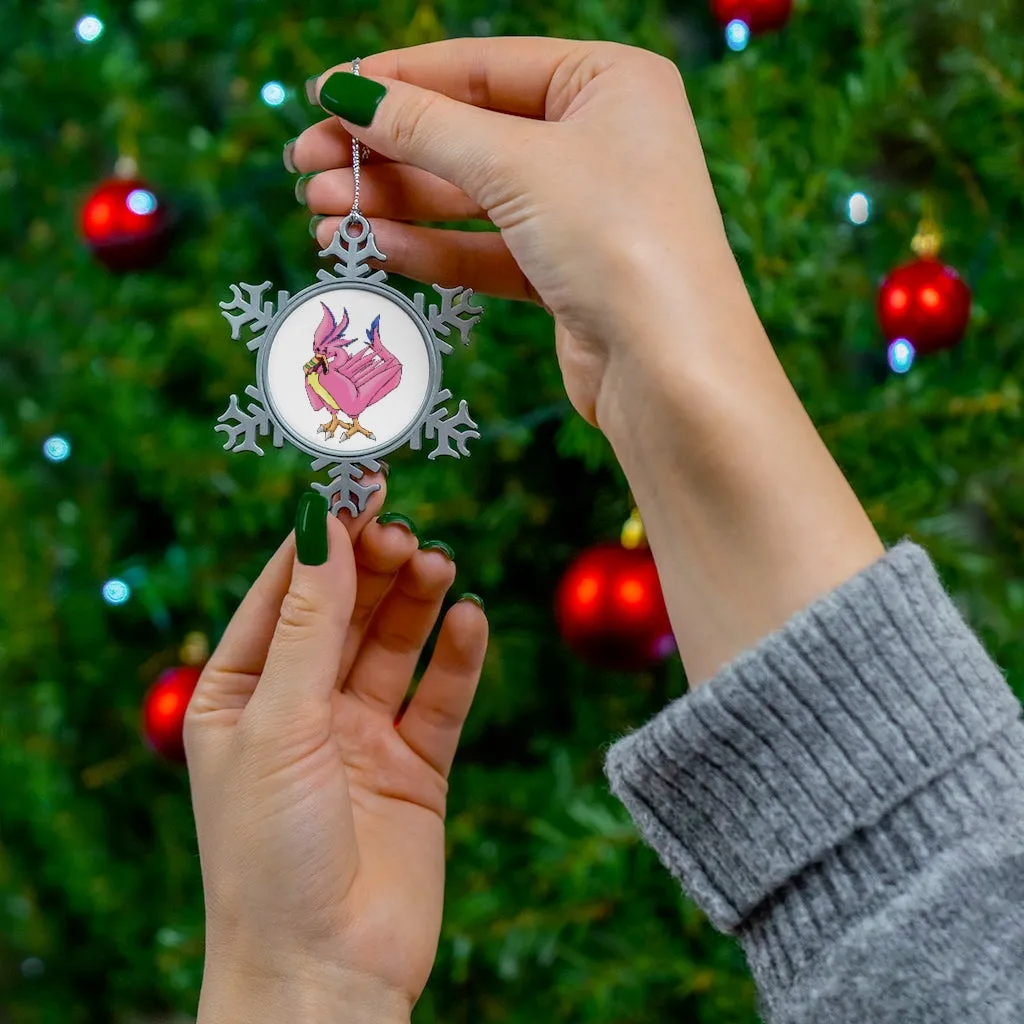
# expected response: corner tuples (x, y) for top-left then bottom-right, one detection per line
(215, 215), (484, 516)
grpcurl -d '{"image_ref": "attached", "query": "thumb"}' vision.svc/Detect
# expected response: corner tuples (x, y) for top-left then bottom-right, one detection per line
(249, 493), (356, 720)
(314, 68), (534, 205)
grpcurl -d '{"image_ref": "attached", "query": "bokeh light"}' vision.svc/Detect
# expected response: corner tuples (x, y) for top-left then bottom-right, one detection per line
(726, 20), (751, 52)
(261, 81), (287, 106)
(847, 192), (871, 225)
(75, 15), (104, 42)
(126, 189), (158, 215)
(42, 435), (71, 462)
(102, 579), (132, 605)
(888, 338), (916, 374)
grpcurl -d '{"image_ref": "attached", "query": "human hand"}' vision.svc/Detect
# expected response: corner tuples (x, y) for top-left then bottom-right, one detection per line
(290, 37), (755, 426)
(185, 483), (488, 1024)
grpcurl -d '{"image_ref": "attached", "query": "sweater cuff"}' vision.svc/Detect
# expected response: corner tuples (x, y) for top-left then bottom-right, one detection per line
(604, 540), (1023, 933)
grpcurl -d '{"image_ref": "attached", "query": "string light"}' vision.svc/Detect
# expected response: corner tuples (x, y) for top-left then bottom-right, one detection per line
(260, 81), (287, 107)
(75, 15), (104, 42)
(102, 579), (132, 605)
(42, 435), (71, 462)
(888, 339), (915, 374)
(726, 20), (751, 51)
(126, 189), (158, 215)
(847, 192), (871, 225)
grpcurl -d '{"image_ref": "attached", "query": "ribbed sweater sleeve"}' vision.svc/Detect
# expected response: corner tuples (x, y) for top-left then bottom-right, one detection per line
(604, 541), (1024, 1022)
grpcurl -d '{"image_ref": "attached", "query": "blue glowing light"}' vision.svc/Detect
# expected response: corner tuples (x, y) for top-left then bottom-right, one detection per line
(261, 81), (287, 107)
(102, 578), (132, 605)
(126, 189), (158, 215)
(888, 338), (916, 374)
(43, 435), (71, 462)
(726, 19), (751, 52)
(847, 192), (871, 225)
(75, 15), (104, 42)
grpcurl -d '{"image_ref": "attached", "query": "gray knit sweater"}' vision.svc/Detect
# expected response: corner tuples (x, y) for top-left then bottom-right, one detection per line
(604, 541), (1024, 1022)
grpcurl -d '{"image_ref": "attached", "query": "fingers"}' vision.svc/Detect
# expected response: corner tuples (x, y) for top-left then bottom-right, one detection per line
(335, 515), (420, 686)
(290, 116), (391, 174)
(305, 163), (485, 222)
(397, 600), (489, 778)
(249, 508), (357, 719)
(342, 547), (457, 715)
(348, 37), (609, 119)
(311, 70), (542, 205)
(312, 218), (539, 302)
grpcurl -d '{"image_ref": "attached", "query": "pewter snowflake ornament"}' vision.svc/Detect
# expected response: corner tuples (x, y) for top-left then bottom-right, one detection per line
(216, 213), (483, 516)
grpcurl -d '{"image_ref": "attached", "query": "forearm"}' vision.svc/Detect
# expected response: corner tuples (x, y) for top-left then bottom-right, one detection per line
(595, 257), (883, 685)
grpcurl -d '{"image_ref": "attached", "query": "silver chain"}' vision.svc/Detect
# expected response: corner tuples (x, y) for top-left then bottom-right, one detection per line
(350, 58), (363, 217)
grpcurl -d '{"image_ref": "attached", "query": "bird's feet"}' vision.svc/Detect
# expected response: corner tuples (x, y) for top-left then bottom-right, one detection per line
(342, 417), (376, 442)
(317, 414), (345, 439)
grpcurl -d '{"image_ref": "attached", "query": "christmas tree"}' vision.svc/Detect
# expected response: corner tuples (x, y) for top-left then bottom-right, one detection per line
(2, 1), (1022, 1021)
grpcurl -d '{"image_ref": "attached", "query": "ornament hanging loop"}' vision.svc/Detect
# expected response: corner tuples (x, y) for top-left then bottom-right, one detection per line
(340, 211), (371, 242)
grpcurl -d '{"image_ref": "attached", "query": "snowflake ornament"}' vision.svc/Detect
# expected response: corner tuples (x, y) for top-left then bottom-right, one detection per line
(216, 213), (483, 516)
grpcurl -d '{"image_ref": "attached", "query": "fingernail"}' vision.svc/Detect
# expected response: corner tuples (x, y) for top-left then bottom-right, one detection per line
(295, 172), (318, 205)
(377, 460), (391, 479)
(420, 540), (455, 561)
(295, 492), (329, 566)
(283, 137), (299, 174)
(318, 71), (388, 127)
(304, 75), (321, 105)
(308, 214), (326, 240)
(377, 512), (417, 536)
(457, 593), (485, 612)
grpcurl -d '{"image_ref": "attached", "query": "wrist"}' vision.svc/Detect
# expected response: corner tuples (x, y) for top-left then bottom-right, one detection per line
(594, 271), (883, 687)
(198, 956), (412, 1024)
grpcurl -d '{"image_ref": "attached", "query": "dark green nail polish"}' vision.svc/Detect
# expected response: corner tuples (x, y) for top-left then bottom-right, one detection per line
(308, 214), (326, 240)
(283, 138), (299, 174)
(377, 512), (417, 535)
(318, 71), (388, 127)
(295, 492), (329, 566)
(420, 539), (455, 561)
(457, 593), (485, 612)
(304, 75), (320, 105)
(378, 460), (391, 479)
(295, 172), (318, 205)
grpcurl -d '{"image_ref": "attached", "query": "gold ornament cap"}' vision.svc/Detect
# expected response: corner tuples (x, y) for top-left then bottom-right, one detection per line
(621, 508), (647, 550)
(911, 198), (943, 259)
(179, 631), (210, 667)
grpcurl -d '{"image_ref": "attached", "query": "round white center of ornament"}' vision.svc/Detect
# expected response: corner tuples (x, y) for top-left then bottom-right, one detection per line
(265, 287), (432, 459)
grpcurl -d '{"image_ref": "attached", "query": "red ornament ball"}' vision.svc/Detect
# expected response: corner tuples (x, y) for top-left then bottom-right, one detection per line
(80, 177), (169, 271)
(142, 666), (201, 762)
(710, 0), (793, 33)
(555, 543), (676, 672)
(877, 257), (972, 355)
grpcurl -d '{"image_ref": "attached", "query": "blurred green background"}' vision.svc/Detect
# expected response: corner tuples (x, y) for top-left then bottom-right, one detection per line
(2, 0), (1022, 1021)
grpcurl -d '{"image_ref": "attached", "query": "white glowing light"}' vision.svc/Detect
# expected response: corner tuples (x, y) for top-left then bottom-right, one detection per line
(102, 579), (132, 605)
(43, 435), (71, 462)
(126, 189), (158, 215)
(726, 19), (751, 52)
(75, 15), (104, 42)
(848, 192), (871, 225)
(261, 81), (287, 107)
(888, 339), (915, 374)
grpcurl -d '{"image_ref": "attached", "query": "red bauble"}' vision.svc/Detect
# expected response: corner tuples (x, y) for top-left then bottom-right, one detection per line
(142, 666), (200, 762)
(80, 177), (169, 271)
(710, 0), (793, 33)
(555, 543), (676, 672)
(877, 257), (972, 354)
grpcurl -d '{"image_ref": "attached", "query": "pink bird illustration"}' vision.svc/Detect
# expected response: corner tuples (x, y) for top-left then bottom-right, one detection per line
(303, 302), (403, 442)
